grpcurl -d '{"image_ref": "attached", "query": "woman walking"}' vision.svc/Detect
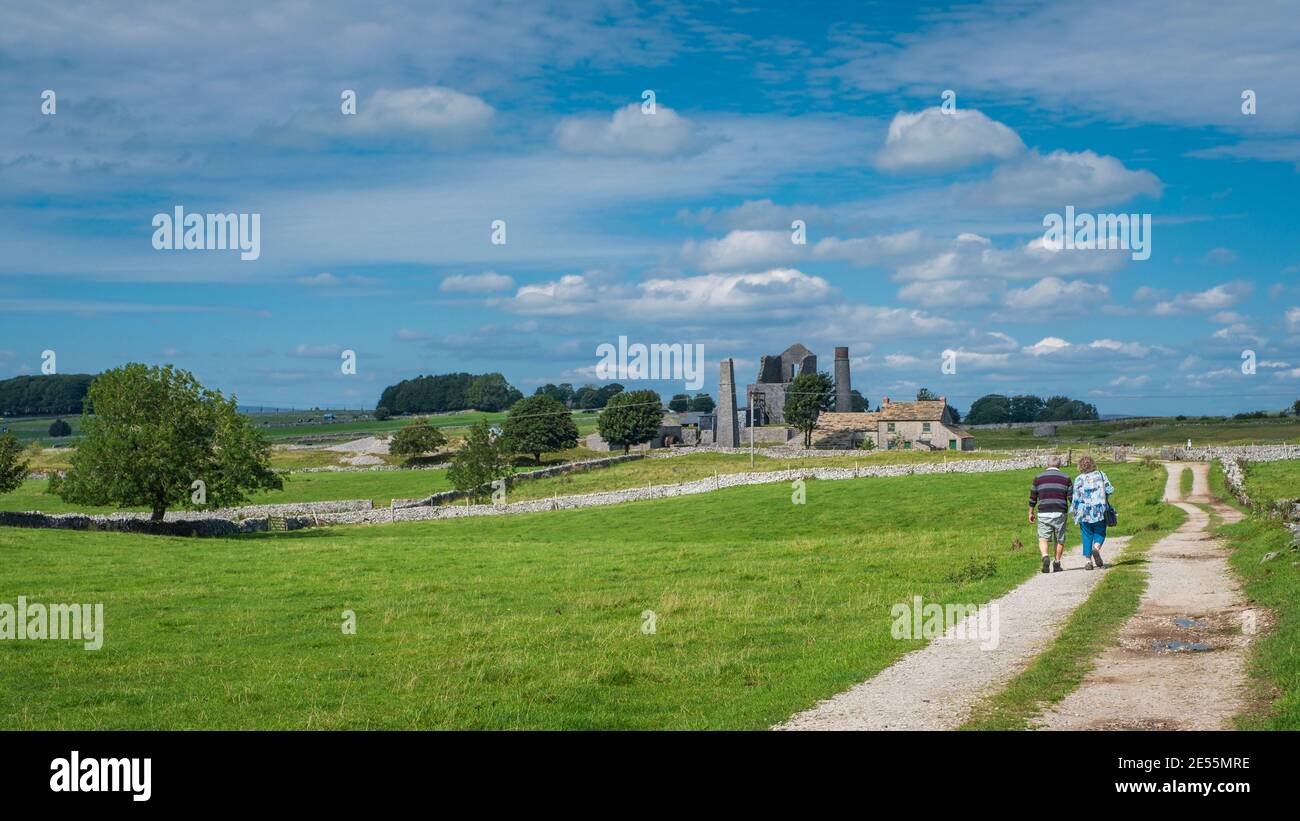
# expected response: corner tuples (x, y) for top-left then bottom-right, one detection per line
(1071, 455), (1114, 570)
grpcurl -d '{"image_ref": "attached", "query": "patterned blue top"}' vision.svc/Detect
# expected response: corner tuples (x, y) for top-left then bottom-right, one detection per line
(1071, 470), (1114, 524)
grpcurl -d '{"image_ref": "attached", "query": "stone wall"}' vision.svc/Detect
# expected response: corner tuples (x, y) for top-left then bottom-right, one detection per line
(317, 454), (1054, 527)
(393, 454), (645, 508)
(0, 510), (312, 536)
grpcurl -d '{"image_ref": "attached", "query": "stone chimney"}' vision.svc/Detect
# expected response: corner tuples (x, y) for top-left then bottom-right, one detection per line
(833, 346), (851, 412)
(882, 396), (891, 406)
(717, 358), (739, 447)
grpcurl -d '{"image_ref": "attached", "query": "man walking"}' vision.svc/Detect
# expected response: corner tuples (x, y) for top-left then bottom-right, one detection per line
(1029, 455), (1071, 573)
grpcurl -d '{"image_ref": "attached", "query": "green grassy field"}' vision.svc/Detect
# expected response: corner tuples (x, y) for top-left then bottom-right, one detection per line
(502, 448), (1020, 502)
(0, 461), (1169, 730)
(970, 416), (1300, 450)
(1242, 460), (1300, 507)
(0, 468), (458, 513)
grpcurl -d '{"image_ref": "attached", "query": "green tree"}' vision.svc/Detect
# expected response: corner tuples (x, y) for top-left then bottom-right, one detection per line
(373, 406), (391, 421)
(668, 393), (691, 412)
(597, 389), (663, 453)
(0, 432), (28, 495)
(48, 418), (73, 437)
(388, 418), (448, 463)
(447, 420), (512, 501)
(850, 389), (868, 412)
(916, 387), (939, 401)
(501, 394), (578, 464)
(689, 393), (715, 413)
(58, 364), (281, 521)
(966, 394), (1011, 425)
(1008, 394), (1046, 423)
(784, 371), (835, 447)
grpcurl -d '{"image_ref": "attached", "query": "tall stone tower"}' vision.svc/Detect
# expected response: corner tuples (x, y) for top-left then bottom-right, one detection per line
(717, 358), (739, 447)
(834, 346), (852, 412)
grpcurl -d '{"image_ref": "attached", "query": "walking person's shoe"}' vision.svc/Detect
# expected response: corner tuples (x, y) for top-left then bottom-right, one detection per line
(1041, 555), (1051, 574)
(1093, 549), (1104, 568)
(1084, 557), (1094, 570)
(1052, 561), (1062, 573)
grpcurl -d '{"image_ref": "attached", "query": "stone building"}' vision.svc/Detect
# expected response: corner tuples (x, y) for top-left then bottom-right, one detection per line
(812, 396), (974, 451)
(746, 342), (818, 425)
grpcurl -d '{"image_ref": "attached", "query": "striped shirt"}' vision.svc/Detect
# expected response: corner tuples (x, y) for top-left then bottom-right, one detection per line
(1029, 468), (1072, 514)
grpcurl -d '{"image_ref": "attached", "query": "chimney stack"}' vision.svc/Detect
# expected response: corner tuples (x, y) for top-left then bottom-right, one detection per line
(833, 346), (851, 413)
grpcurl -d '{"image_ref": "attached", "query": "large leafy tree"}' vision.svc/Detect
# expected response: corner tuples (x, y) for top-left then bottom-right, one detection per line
(965, 394), (1011, 425)
(447, 420), (513, 501)
(849, 389), (868, 412)
(689, 393), (715, 413)
(916, 387), (939, 401)
(668, 393), (691, 412)
(597, 389), (663, 453)
(58, 364), (282, 521)
(501, 394), (578, 464)
(388, 418), (448, 463)
(0, 432), (28, 495)
(784, 371), (835, 447)
(1009, 394), (1047, 423)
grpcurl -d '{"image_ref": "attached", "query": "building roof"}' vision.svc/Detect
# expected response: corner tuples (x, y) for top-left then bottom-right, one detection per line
(877, 399), (948, 421)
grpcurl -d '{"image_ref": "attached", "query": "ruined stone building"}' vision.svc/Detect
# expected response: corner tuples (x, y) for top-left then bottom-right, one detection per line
(746, 342), (818, 425)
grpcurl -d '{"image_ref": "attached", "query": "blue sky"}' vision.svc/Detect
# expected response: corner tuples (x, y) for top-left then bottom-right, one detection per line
(2, 0), (1299, 416)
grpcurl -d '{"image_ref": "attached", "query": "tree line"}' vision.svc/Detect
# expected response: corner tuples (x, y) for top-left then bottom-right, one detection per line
(963, 393), (1099, 425)
(375, 372), (523, 416)
(0, 374), (93, 416)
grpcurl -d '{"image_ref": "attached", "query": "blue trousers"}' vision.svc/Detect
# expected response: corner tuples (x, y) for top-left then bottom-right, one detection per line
(1079, 520), (1107, 557)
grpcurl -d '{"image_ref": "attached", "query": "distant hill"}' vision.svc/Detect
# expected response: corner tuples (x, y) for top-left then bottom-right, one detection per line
(0, 374), (94, 416)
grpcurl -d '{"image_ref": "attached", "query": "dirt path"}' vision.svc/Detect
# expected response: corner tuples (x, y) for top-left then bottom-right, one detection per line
(1034, 462), (1253, 730)
(777, 536), (1131, 731)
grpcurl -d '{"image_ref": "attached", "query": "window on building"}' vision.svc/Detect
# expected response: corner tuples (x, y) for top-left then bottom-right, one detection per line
(887, 422), (895, 432)
(949, 439), (957, 450)
(904, 440), (912, 449)
(922, 422), (931, 433)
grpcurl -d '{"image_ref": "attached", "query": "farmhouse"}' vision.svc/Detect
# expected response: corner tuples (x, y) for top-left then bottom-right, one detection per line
(813, 396), (974, 451)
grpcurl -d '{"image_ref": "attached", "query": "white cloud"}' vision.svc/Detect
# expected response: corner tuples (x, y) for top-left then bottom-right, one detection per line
(341, 87), (494, 142)
(290, 343), (342, 358)
(297, 272), (380, 287)
(440, 271), (515, 293)
(555, 103), (712, 158)
(962, 149), (1162, 207)
(503, 268), (834, 319)
(681, 230), (802, 271)
(1152, 281), (1253, 315)
(1003, 277), (1110, 310)
(875, 107), (1024, 172)
(897, 279), (993, 308)
(1286, 307), (1300, 333)
(1110, 375), (1151, 387)
(812, 230), (925, 266)
(898, 232), (1126, 282)
(1203, 247), (1238, 265)
(1023, 336), (1072, 356)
